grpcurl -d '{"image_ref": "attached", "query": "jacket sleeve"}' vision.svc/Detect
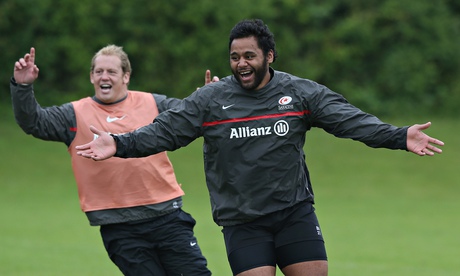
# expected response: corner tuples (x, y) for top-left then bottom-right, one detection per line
(10, 78), (77, 146)
(152, 93), (182, 113)
(309, 84), (407, 150)
(114, 87), (211, 158)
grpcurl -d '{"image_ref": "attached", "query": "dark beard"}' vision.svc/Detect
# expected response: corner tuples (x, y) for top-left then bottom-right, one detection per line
(233, 58), (269, 90)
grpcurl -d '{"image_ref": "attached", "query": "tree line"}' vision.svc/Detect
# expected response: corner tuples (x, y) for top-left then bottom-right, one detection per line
(1, 0), (459, 117)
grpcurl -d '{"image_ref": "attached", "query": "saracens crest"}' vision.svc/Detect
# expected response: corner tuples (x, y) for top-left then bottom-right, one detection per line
(278, 96), (294, 111)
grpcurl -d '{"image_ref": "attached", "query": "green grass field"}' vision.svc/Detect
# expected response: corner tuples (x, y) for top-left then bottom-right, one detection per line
(1, 104), (458, 275)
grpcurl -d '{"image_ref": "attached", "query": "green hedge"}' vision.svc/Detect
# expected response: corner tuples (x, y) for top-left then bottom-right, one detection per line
(2, 0), (459, 117)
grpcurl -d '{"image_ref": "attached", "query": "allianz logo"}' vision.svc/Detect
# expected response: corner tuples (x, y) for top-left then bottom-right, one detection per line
(229, 120), (290, 139)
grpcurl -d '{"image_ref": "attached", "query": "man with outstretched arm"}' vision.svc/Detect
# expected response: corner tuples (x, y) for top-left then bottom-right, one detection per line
(11, 45), (217, 275)
(76, 20), (444, 276)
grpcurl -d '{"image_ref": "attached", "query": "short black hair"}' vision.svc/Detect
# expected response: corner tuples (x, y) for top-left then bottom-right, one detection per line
(229, 19), (278, 62)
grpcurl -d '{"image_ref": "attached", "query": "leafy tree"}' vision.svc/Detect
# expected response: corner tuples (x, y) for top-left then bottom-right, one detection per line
(1, 0), (459, 117)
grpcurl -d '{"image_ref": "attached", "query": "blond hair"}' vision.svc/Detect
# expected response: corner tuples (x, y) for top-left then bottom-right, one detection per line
(90, 45), (132, 74)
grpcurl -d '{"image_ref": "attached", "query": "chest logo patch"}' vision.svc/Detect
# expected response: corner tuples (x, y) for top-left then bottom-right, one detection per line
(278, 96), (294, 111)
(222, 104), (235, 110)
(106, 115), (126, 123)
(278, 96), (292, 105)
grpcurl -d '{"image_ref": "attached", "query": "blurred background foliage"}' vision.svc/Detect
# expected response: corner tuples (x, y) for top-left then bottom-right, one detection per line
(1, 0), (459, 117)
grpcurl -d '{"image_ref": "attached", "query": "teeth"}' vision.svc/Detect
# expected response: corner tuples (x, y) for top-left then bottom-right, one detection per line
(240, 71), (251, 75)
(101, 84), (111, 88)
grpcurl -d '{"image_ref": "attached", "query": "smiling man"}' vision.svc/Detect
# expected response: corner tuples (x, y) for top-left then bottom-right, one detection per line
(10, 45), (214, 275)
(76, 20), (444, 276)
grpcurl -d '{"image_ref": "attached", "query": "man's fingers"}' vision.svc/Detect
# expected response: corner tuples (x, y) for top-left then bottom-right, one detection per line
(417, 122), (431, 131)
(429, 145), (443, 154)
(76, 149), (102, 161)
(75, 144), (91, 152)
(205, 70), (211, 84)
(14, 61), (22, 70)
(89, 125), (103, 135)
(431, 138), (445, 146)
(18, 58), (27, 68)
(417, 142), (443, 157)
(423, 149), (434, 156)
(92, 155), (105, 161)
(426, 138), (444, 154)
(76, 150), (91, 156)
(29, 47), (35, 63)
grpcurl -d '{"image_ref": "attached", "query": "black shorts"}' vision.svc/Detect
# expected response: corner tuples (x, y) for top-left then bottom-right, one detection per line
(222, 202), (327, 275)
(100, 209), (211, 276)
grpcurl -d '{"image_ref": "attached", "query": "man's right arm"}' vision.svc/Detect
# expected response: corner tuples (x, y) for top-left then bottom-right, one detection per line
(115, 100), (203, 157)
(76, 113), (194, 160)
(10, 78), (76, 146)
(77, 86), (212, 160)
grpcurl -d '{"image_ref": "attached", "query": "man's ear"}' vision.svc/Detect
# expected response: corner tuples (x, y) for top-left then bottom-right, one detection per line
(123, 72), (131, 84)
(267, 50), (274, 64)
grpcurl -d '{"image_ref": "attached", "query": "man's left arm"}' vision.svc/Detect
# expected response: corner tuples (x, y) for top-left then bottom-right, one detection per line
(311, 86), (444, 154)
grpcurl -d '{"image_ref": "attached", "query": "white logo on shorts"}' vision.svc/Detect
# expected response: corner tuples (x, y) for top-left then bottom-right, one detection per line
(316, 226), (322, 236)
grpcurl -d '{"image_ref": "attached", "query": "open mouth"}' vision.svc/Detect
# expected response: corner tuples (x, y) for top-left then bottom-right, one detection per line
(239, 70), (253, 81)
(100, 84), (112, 92)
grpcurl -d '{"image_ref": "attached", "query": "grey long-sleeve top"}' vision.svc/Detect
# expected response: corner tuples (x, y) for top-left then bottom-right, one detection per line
(112, 69), (408, 226)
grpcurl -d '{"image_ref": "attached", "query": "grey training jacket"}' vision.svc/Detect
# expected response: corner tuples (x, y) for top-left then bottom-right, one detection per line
(113, 69), (408, 226)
